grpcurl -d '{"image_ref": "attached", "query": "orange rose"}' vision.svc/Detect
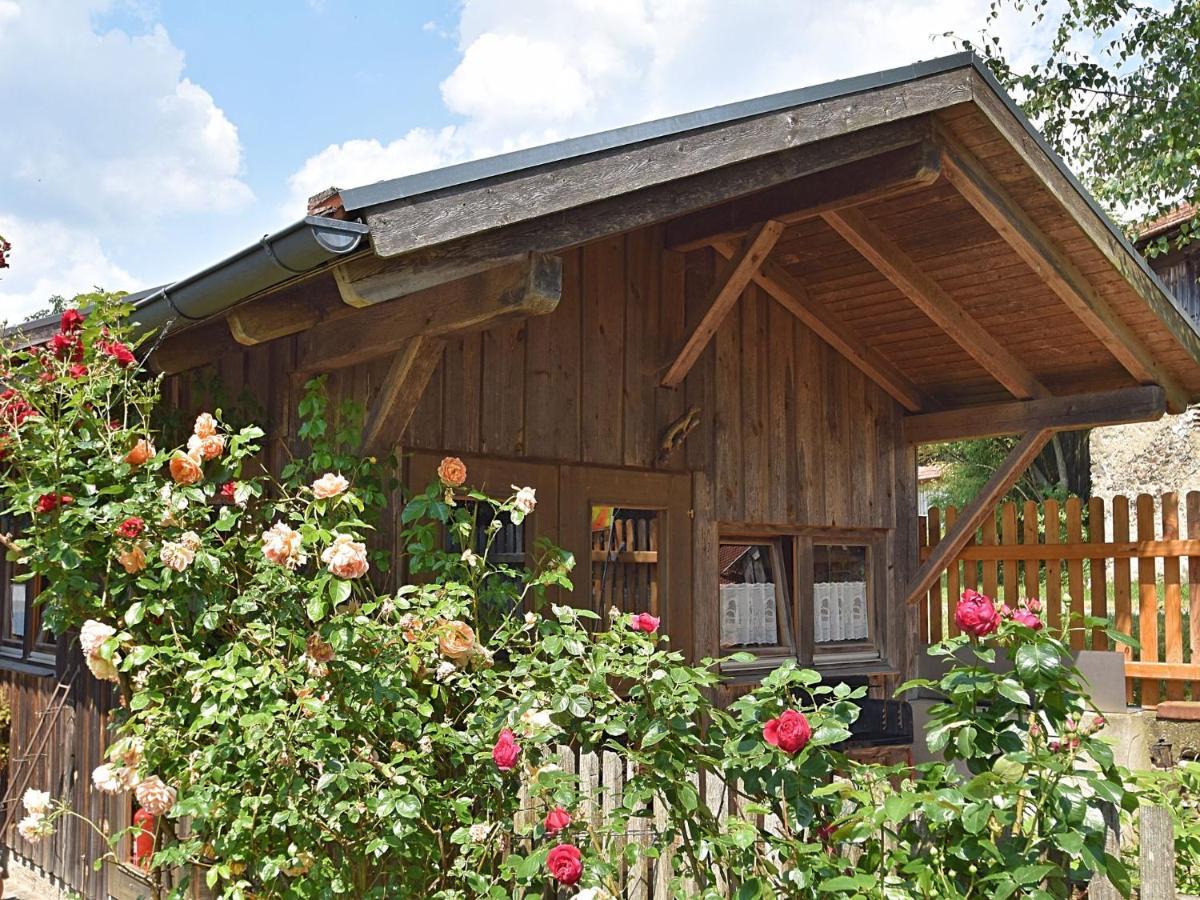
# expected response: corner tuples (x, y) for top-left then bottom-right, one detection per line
(169, 449), (203, 485)
(437, 456), (467, 487)
(187, 433), (225, 461)
(116, 544), (147, 575)
(124, 439), (154, 467)
(305, 633), (335, 664)
(193, 413), (218, 439)
(438, 620), (477, 664)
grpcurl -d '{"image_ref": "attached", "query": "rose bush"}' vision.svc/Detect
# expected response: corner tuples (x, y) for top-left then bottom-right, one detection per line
(0, 297), (1142, 899)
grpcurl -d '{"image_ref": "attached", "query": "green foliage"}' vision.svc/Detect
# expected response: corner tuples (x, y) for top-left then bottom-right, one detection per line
(923, 431), (1089, 508)
(1136, 762), (1200, 894)
(961, 0), (1200, 247)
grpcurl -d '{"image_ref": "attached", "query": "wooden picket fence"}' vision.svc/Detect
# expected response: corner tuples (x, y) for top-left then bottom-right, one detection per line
(919, 491), (1200, 706)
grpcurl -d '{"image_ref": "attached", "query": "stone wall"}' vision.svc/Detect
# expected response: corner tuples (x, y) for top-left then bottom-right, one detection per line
(1090, 408), (1200, 499)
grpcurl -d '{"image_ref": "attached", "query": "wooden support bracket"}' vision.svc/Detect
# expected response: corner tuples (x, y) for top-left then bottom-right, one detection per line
(822, 206), (1049, 401)
(904, 428), (1054, 605)
(661, 220), (784, 388)
(360, 336), (447, 456)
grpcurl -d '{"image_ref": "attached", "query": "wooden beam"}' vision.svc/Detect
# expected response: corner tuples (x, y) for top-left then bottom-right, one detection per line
(822, 206), (1049, 400)
(713, 242), (936, 412)
(151, 318), (240, 376)
(661, 221), (785, 388)
(665, 141), (940, 251)
(936, 129), (1191, 412)
(226, 274), (350, 345)
(905, 428), (1053, 605)
(364, 70), (971, 257)
(298, 252), (561, 373)
(904, 385), (1166, 444)
(360, 337), (446, 455)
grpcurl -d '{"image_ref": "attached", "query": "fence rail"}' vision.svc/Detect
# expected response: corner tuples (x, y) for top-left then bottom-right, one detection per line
(919, 491), (1200, 706)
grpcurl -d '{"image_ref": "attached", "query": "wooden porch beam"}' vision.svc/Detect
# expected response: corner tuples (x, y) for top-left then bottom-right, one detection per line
(665, 140), (941, 252)
(903, 385), (1166, 444)
(360, 336), (447, 455)
(661, 220), (785, 388)
(905, 428), (1054, 605)
(937, 131), (1191, 413)
(822, 207), (1050, 401)
(713, 242), (937, 412)
(226, 274), (350, 346)
(297, 252), (561, 374)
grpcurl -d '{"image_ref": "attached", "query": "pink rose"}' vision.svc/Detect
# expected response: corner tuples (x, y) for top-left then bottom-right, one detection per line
(763, 709), (812, 754)
(629, 612), (660, 634)
(544, 806), (572, 835)
(321, 534), (369, 580)
(1012, 610), (1043, 631)
(193, 413), (218, 439)
(1024, 597), (1042, 614)
(546, 843), (583, 886)
(134, 776), (176, 816)
(262, 523), (306, 571)
(311, 473), (350, 500)
(954, 590), (1000, 638)
(492, 728), (521, 771)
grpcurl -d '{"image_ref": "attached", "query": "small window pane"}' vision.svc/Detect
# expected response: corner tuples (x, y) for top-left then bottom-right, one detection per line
(720, 543), (790, 649)
(591, 507), (659, 616)
(813, 544), (869, 645)
(9, 582), (26, 639)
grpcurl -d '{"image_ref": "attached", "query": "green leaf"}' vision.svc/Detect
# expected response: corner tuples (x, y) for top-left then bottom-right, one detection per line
(1014, 642), (1060, 682)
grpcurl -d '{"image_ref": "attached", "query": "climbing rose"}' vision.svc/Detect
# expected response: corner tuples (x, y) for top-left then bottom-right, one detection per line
(117, 517), (144, 539)
(312, 472), (350, 499)
(159, 540), (195, 573)
(23, 789), (50, 814)
(17, 813), (52, 843)
(193, 412), (218, 438)
(169, 450), (203, 485)
(92, 764), (133, 794)
(135, 776), (176, 816)
(546, 843), (583, 885)
(438, 620), (478, 664)
(305, 633), (335, 664)
(35, 493), (71, 514)
(187, 432), (225, 461)
(86, 653), (120, 683)
(219, 481), (237, 502)
(1025, 597), (1042, 613)
(544, 806), (572, 835)
(629, 612), (660, 634)
(492, 728), (521, 771)
(124, 439), (154, 467)
(437, 456), (467, 487)
(955, 589), (1001, 638)
(80, 620), (116, 658)
(1012, 609), (1043, 631)
(97, 339), (135, 367)
(60, 309), (85, 333)
(763, 709), (812, 754)
(68, 363), (88, 379)
(512, 485), (537, 515)
(262, 523), (305, 570)
(321, 533), (369, 579)
(117, 544), (147, 575)
(48, 331), (83, 362)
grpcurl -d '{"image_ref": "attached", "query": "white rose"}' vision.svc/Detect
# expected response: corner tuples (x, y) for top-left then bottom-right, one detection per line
(512, 485), (537, 515)
(468, 822), (492, 842)
(22, 789), (50, 814)
(80, 620), (116, 658)
(311, 473), (350, 500)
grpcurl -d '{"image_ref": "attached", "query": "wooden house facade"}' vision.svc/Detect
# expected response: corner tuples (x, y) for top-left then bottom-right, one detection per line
(6, 53), (1200, 897)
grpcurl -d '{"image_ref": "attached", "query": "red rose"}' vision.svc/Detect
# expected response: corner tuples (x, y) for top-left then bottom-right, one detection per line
(69, 364), (88, 379)
(1012, 610), (1043, 631)
(35, 492), (70, 514)
(629, 612), (660, 633)
(220, 481), (238, 502)
(543, 806), (572, 835)
(546, 843), (583, 886)
(60, 309), (85, 333)
(49, 332), (83, 363)
(117, 517), (145, 539)
(954, 590), (1000, 638)
(763, 709), (812, 754)
(492, 727), (521, 771)
(98, 340), (135, 368)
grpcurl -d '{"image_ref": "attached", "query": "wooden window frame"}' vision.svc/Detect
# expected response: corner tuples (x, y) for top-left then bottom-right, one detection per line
(717, 534), (796, 674)
(0, 558), (56, 670)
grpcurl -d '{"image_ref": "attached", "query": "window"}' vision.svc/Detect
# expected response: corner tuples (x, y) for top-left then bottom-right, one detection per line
(0, 532), (55, 668)
(590, 507), (660, 618)
(718, 528), (887, 674)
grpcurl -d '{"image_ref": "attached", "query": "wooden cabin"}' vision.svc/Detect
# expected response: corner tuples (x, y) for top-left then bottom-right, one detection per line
(6, 52), (1200, 897)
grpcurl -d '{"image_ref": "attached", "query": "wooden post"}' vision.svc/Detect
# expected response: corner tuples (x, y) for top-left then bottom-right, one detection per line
(1087, 804), (1122, 900)
(1139, 804), (1176, 900)
(1066, 498), (1085, 650)
(1088, 496), (1109, 650)
(1188, 490), (1200, 699)
(1137, 494), (1160, 707)
(1113, 496), (1134, 704)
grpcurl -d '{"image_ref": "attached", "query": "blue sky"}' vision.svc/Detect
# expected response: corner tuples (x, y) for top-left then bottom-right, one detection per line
(0, 0), (1052, 319)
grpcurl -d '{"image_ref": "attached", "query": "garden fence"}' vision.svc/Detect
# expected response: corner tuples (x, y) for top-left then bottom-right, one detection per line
(919, 491), (1200, 706)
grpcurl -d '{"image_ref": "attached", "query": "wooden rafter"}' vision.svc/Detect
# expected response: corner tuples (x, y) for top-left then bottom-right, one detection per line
(227, 275), (348, 346)
(905, 428), (1054, 605)
(665, 140), (940, 252)
(936, 130), (1190, 412)
(903, 385), (1166, 444)
(713, 241), (936, 412)
(661, 220), (785, 388)
(822, 207), (1050, 401)
(299, 252), (561, 373)
(360, 336), (447, 455)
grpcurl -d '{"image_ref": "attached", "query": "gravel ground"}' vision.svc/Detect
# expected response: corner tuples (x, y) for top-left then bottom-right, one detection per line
(2, 863), (67, 900)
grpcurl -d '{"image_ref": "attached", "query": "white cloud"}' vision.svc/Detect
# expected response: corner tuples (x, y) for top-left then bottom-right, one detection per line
(0, 215), (139, 321)
(288, 0), (1054, 214)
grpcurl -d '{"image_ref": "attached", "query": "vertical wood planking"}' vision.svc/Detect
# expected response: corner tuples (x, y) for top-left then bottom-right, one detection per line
(944, 506), (959, 638)
(926, 508), (942, 644)
(794, 321), (825, 524)
(623, 228), (660, 468)
(766, 297), (795, 522)
(443, 333), (483, 454)
(1022, 500), (1039, 601)
(917, 515), (930, 645)
(581, 236), (626, 465)
(1088, 497), (1109, 650)
(1066, 498), (1085, 650)
(479, 320), (526, 456)
(682, 248), (716, 474)
(1044, 499), (1062, 631)
(740, 287), (768, 523)
(1137, 494), (1160, 706)
(1189, 492), (1200, 698)
(981, 511), (998, 599)
(713, 271), (743, 521)
(656, 248), (687, 473)
(1001, 502), (1018, 608)
(1112, 496), (1134, 704)
(1163, 493), (1183, 701)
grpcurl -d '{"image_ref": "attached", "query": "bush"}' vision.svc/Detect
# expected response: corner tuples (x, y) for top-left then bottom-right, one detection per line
(0, 298), (1139, 898)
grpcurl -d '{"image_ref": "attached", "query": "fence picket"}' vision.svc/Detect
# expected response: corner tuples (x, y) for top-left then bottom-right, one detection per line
(927, 507), (942, 644)
(1045, 499), (1063, 631)
(1163, 493), (1184, 701)
(1066, 498), (1085, 649)
(945, 506), (959, 633)
(1137, 494), (1160, 706)
(1088, 497), (1108, 650)
(982, 511), (998, 599)
(1022, 500), (1039, 602)
(1001, 503), (1018, 608)
(917, 514), (930, 645)
(1188, 491), (1200, 698)
(1113, 496), (1134, 704)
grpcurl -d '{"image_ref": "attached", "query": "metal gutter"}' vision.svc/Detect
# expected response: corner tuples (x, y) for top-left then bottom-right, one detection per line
(9, 216), (368, 346)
